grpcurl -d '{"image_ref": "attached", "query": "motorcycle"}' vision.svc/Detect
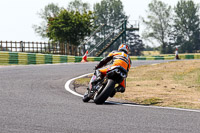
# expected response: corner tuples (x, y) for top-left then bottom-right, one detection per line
(82, 66), (127, 104)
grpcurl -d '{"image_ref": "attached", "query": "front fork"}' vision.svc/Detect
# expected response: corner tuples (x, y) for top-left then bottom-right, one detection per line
(89, 78), (107, 99)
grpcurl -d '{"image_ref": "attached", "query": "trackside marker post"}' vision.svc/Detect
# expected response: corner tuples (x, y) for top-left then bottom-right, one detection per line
(81, 50), (88, 62)
(175, 48), (180, 60)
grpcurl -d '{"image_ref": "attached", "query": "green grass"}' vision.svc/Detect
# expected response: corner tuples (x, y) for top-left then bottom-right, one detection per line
(74, 76), (91, 86)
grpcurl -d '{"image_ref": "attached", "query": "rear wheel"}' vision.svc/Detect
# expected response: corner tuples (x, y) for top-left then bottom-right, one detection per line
(94, 79), (115, 104)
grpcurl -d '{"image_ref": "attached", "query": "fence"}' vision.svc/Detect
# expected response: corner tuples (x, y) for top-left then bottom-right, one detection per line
(0, 41), (83, 55)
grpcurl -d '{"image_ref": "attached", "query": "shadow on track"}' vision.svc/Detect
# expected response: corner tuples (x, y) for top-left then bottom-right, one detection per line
(104, 101), (153, 106)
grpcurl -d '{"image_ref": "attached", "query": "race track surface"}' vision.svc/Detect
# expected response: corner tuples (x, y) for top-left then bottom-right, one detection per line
(0, 60), (200, 133)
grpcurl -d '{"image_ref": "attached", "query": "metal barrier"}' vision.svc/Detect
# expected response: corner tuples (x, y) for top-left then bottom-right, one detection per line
(1, 51), (200, 65)
(0, 51), (103, 65)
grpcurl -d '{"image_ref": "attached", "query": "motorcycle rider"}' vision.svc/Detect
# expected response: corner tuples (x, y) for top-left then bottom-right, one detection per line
(94, 44), (131, 95)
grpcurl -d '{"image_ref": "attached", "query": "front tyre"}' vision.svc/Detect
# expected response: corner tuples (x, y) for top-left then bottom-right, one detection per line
(94, 79), (115, 104)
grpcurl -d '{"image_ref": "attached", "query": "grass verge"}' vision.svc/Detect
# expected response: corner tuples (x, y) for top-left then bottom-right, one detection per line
(75, 60), (200, 109)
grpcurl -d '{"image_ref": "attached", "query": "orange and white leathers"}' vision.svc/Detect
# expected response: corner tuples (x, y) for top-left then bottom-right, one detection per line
(95, 50), (131, 88)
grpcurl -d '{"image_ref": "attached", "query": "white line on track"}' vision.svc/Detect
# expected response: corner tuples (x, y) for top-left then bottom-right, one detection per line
(65, 73), (200, 113)
(65, 73), (92, 97)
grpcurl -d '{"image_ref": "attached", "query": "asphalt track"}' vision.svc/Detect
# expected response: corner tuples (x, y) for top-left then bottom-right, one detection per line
(0, 60), (200, 133)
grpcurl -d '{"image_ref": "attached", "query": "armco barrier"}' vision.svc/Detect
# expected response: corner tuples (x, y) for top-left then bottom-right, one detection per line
(87, 57), (103, 62)
(0, 51), (103, 65)
(131, 54), (200, 60)
(130, 56), (175, 60)
(1, 51), (200, 65)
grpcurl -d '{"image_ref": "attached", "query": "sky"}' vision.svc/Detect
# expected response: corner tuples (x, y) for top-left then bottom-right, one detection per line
(0, 0), (199, 45)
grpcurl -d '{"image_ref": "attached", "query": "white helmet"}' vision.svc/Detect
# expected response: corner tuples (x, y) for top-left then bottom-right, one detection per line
(118, 44), (129, 54)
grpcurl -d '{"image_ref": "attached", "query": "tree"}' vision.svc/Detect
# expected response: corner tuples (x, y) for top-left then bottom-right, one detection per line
(93, 0), (127, 30)
(33, 3), (61, 38)
(67, 0), (90, 13)
(141, 0), (173, 54)
(91, 0), (128, 53)
(47, 9), (94, 55)
(173, 0), (200, 53)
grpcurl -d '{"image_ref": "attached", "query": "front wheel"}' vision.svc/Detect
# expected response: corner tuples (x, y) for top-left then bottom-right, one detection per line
(94, 79), (115, 104)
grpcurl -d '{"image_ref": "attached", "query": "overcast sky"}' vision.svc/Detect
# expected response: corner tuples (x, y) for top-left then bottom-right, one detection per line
(0, 0), (199, 45)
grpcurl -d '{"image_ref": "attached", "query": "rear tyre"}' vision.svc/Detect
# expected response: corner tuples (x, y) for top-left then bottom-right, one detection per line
(94, 79), (115, 104)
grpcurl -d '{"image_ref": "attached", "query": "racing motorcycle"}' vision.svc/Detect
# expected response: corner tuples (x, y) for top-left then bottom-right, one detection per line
(82, 66), (127, 104)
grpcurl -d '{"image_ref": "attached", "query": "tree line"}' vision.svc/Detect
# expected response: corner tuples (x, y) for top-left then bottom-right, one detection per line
(142, 0), (200, 54)
(33, 0), (144, 55)
(33, 0), (200, 55)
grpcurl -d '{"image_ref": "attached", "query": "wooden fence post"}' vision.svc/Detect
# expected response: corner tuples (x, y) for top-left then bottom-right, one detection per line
(6, 41), (7, 50)
(48, 42), (51, 53)
(36, 42), (38, 53)
(32, 42), (34, 53)
(28, 42), (30, 52)
(10, 41), (12, 52)
(0, 41), (2, 51)
(15, 41), (17, 52)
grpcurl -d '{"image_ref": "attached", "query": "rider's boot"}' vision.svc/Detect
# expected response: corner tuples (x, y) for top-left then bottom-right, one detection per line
(115, 85), (125, 93)
(110, 85), (125, 97)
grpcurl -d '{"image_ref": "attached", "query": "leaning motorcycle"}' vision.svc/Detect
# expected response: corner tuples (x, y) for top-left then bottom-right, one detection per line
(82, 66), (127, 104)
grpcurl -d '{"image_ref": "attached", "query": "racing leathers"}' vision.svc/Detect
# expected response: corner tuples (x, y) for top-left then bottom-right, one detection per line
(95, 50), (131, 90)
